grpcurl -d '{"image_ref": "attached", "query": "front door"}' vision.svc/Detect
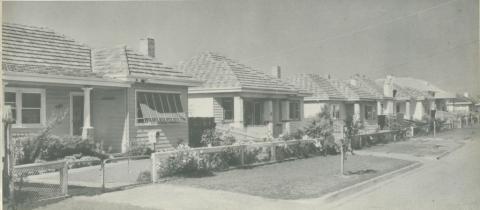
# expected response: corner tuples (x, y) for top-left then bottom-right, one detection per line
(71, 95), (84, 136)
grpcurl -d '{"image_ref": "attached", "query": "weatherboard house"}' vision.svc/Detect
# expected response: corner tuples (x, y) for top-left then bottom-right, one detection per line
(2, 23), (201, 153)
(179, 53), (310, 139)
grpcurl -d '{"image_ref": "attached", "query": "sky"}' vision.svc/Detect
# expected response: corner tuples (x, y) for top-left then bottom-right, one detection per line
(3, 0), (479, 95)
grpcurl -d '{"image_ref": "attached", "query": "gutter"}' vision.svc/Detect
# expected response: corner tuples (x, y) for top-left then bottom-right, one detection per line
(4, 72), (131, 87)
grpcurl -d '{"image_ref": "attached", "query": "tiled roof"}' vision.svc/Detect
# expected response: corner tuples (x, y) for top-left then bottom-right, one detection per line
(2, 23), (102, 78)
(343, 82), (378, 100)
(92, 46), (194, 81)
(350, 74), (385, 99)
(454, 94), (476, 104)
(394, 77), (455, 99)
(178, 52), (300, 94)
(287, 74), (346, 100)
(375, 79), (428, 100)
(3, 63), (104, 78)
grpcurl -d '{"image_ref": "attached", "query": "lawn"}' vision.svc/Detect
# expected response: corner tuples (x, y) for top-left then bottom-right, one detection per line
(363, 129), (471, 158)
(165, 154), (414, 199)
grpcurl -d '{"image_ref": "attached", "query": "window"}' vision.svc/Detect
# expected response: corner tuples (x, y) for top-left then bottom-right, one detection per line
(396, 104), (401, 113)
(244, 100), (263, 126)
(221, 98), (234, 121)
(4, 88), (45, 127)
(5, 92), (17, 123)
(136, 91), (185, 124)
(331, 104), (340, 119)
(289, 101), (301, 120)
(365, 105), (375, 120)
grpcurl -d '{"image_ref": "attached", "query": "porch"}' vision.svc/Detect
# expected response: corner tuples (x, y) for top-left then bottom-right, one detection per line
(4, 79), (130, 153)
(213, 96), (305, 139)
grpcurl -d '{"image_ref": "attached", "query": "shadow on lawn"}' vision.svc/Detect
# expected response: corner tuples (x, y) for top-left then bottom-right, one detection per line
(178, 169), (215, 178)
(346, 169), (377, 175)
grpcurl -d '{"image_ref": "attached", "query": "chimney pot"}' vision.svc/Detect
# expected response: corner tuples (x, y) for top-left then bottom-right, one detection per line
(139, 38), (155, 58)
(271, 66), (281, 79)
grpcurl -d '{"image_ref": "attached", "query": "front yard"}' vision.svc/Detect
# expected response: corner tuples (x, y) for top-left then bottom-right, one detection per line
(165, 154), (414, 199)
(361, 127), (476, 159)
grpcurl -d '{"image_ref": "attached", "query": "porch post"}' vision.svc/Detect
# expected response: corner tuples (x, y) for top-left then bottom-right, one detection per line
(386, 100), (394, 116)
(405, 101), (411, 120)
(354, 103), (361, 122)
(264, 100), (273, 138)
(413, 100), (423, 121)
(377, 101), (382, 115)
(233, 96), (244, 129)
(82, 87), (94, 140)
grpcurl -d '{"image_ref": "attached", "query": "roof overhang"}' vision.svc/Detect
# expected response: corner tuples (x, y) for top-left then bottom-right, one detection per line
(128, 75), (203, 87)
(188, 87), (302, 96)
(4, 72), (131, 88)
(304, 97), (348, 102)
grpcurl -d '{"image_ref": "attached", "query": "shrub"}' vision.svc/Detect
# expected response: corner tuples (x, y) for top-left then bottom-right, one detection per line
(13, 107), (107, 164)
(17, 135), (107, 165)
(279, 130), (305, 141)
(304, 107), (334, 139)
(128, 146), (153, 156)
(200, 129), (236, 147)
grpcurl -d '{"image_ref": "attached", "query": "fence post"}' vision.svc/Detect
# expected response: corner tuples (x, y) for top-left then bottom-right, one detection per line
(240, 145), (245, 166)
(6, 123), (16, 207)
(60, 161), (68, 195)
(270, 143), (276, 162)
(151, 153), (157, 183)
(101, 160), (106, 192)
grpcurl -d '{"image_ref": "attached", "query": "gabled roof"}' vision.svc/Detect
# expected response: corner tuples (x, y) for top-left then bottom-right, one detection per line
(350, 74), (385, 99)
(92, 46), (200, 86)
(2, 23), (104, 79)
(178, 52), (302, 95)
(287, 74), (346, 101)
(394, 77), (455, 99)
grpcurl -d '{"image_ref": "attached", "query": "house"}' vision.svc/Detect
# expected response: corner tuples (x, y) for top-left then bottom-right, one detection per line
(287, 74), (347, 120)
(349, 74), (393, 117)
(178, 53), (309, 139)
(287, 74), (380, 134)
(446, 93), (476, 113)
(394, 77), (455, 121)
(2, 23), (201, 153)
(376, 76), (433, 121)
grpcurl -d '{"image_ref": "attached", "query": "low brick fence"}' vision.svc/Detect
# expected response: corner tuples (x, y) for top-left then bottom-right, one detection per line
(150, 139), (319, 182)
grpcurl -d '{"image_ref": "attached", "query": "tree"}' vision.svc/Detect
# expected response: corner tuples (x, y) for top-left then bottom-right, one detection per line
(304, 106), (334, 140)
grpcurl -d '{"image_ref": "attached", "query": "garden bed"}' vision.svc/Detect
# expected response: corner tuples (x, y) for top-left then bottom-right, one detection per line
(165, 154), (414, 199)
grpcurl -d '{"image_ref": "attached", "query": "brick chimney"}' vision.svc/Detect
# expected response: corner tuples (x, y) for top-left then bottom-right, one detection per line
(271, 66), (281, 79)
(384, 75), (394, 97)
(139, 38), (155, 58)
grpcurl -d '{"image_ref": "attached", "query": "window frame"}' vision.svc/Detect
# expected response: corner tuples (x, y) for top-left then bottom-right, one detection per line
(221, 97), (234, 122)
(135, 89), (186, 126)
(364, 105), (376, 121)
(289, 101), (301, 121)
(331, 104), (341, 119)
(5, 87), (46, 128)
(244, 100), (264, 126)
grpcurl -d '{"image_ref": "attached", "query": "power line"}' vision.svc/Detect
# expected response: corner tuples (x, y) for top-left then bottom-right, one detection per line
(243, 0), (463, 63)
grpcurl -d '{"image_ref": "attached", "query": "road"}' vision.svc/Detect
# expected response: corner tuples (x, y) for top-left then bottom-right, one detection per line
(327, 127), (480, 210)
